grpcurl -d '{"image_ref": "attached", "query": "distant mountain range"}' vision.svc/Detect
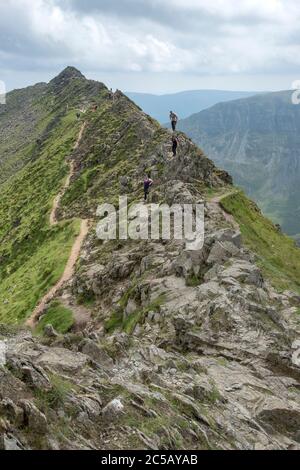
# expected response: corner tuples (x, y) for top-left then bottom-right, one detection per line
(125, 90), (258, 123)
(178, 90), (300, 240)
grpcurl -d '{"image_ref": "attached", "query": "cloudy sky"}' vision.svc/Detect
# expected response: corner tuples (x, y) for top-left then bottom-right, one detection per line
(1, 0), (300, 93)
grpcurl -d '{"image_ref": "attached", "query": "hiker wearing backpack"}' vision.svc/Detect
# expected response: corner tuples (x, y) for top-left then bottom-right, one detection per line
(170, 111), (178, 131)
(172, 135), (179, 156)
(144, 174), (153, 201)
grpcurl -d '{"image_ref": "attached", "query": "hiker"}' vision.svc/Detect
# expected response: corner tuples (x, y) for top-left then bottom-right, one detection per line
(108, 88), (114, 100)
(144, 174), (153, 201)
(172, 135), (179, 156)
(170, 111), (178, 132)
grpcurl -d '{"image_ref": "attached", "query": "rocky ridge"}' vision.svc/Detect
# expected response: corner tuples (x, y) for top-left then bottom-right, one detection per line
(0, 68), (300, 450)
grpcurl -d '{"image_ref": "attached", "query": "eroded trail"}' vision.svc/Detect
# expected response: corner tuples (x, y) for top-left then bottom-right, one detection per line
(49, 122), (86, 226)
(209, 190), (240, 231)
(26, 122), (89, 328)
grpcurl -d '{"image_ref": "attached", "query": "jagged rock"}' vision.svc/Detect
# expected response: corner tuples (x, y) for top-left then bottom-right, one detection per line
(255, 397), (300, 443)
(283, 291), (300, 306)
(0, 367), (30, 402)
(19, 400), (48, 434)
(44, 324), (59, 338)
(102, 398), (125, 421)
(207, 241), (240, 265)
(0, 433), (25, 450)
(220, 260), (264, 287)
(208, 229), (242, 249)
(21, 365), (52, 392)
(68, 393), (102, 420)
(165, 181), (195, 205)
(36, 348), (89, 373)
(78, 339), (114, 368)
(0, 340), (6, 366)
(125, 299), (138, 316)
(172, 249), (207, 278)
(197, 281), (221, 299)
(0, 399), (24, 427)
(184, 379), (221, 402)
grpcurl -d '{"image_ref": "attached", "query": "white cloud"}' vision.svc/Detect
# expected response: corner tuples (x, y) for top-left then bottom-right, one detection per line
(0, 0), (300, 84)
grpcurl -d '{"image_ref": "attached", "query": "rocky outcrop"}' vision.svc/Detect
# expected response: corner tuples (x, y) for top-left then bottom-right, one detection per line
(1, 180), (300, 450)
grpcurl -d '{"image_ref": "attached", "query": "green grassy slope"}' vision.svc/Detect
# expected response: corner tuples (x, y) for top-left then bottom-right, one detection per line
(0, 68), (107, 323)
(0, 83), (48, 183)
(34, 300), (74, 335)
(221, 191), (300, 293)
(60, 93), (162, 216)
(0, 109), (82, 323)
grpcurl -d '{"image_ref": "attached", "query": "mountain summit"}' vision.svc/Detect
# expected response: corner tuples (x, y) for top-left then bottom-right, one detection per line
(49, 66), (86, 86)
(0, 69), (300, 450)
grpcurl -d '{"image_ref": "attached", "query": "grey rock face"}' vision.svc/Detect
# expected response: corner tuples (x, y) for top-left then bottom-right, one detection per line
(78, 339), (114, 368)
(19, 400), (48, 434)
(0, 433), (25, 450)
(102, 398), (125, 422)
(44, 324), (59, 338)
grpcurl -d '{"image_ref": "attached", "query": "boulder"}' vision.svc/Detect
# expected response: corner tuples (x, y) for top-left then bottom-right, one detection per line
(44, 324), (59, 338)
(21, 365), (52, 392)
(36, 348), (89, 374)
(220, 260), (264, 287)
(0, 341), (6, 366)
(208, 229), (242, 249)
(0, 433), (25, 450)
(102, 398), (124, 422)
(78, 339), (114, 368)
(0, 399), (24, 427)
(207, 240), (239, 265)
(19, 400), (48, 434)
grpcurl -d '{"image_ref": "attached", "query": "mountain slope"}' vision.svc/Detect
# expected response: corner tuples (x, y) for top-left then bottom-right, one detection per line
(178, 90), (300, 238)
(0, 67), (105, 323)
(0, 69), (300, 450)
(0, 82), (48, 182)
(125, 90), (257, 123)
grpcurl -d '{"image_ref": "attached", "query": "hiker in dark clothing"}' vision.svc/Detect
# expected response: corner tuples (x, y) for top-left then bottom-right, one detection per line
(172, 135), (179, 156)
(170, 111), (178, 131)
(144, 174), (153, 201)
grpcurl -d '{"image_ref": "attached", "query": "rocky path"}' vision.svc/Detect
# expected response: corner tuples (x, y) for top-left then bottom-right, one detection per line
(26, 122), (90, 328)
(209, 190), (240, 231)
(59, 295), (92, 330)
(49, 122), (86, 226)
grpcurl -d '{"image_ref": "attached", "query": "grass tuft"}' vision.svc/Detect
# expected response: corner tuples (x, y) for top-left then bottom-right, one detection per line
(34, 300), (74, 335)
